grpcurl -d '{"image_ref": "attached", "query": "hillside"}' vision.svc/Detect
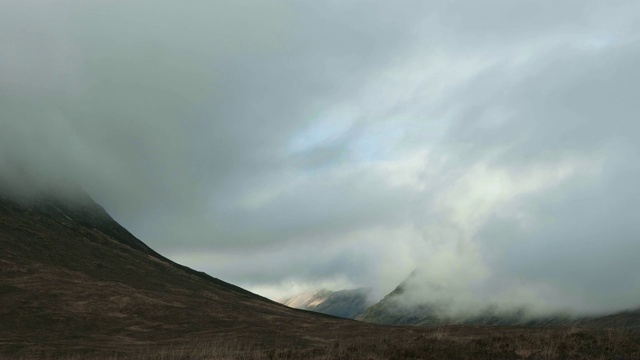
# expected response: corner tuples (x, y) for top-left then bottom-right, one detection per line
(282, 288), (373, 319)
(0, 191), (394, 356)
(1, 190), (639, 359)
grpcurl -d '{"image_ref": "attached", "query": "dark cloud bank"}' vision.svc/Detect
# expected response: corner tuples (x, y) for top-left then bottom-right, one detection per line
(2, 0), (639, 315)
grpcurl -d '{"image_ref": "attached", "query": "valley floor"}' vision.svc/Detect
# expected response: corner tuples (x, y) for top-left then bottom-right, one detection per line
(4, 325), (640, 360)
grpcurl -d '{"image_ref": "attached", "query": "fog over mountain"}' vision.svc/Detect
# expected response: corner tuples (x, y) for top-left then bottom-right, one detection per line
(282, 288), (374, 319)
(2, 0), (639, 315)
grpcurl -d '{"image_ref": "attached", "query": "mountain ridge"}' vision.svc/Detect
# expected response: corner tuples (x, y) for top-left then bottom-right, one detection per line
(0, 190), (267, 300)
(356, 271), (640, 330)
(282, 287), (374, 319)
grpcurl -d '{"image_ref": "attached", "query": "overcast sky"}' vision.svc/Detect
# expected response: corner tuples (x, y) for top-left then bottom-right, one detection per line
(2, 0), (639, 315)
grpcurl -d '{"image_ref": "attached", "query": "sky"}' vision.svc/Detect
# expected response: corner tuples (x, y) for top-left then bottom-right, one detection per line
(1, 0), (639, 316)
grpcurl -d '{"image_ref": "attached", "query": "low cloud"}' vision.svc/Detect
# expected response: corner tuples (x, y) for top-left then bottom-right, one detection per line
(2, 0), (639, 315)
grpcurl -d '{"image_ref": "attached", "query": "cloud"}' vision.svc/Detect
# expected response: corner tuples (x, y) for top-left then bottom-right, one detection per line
(2, 0), (639, 315)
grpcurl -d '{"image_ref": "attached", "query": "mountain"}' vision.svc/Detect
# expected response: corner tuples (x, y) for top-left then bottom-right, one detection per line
(282, 288), (373, 319)
(356, 275), (446, 326)
(357, 272), (640, 330)
(2, 189), (639, 359)
(578, 308), (640, 329)
(0, 189), (398, 356)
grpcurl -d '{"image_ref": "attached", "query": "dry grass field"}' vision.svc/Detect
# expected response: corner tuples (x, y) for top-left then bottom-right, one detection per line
(4, 326), (640, 360)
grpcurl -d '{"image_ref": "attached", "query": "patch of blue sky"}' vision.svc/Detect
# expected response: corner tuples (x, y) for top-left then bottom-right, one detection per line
(347, 120), (406, 163)
(577, 34), (617, 51)
(287, 109), (356, 154)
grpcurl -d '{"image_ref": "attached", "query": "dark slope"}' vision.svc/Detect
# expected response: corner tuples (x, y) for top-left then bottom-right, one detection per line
(0, 192), (397, 355)
(3, 192), (262, 298)
(578, 308), (640, 329)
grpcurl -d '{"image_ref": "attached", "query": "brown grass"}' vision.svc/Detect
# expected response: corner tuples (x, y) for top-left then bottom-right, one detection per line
(4, 326), (639, 360)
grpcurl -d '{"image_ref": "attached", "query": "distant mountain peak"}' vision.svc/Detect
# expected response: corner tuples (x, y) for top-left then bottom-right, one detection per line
(282, 289), (334, 309)
(282, 287), (374, 319)
(356, 270), (640, 329)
